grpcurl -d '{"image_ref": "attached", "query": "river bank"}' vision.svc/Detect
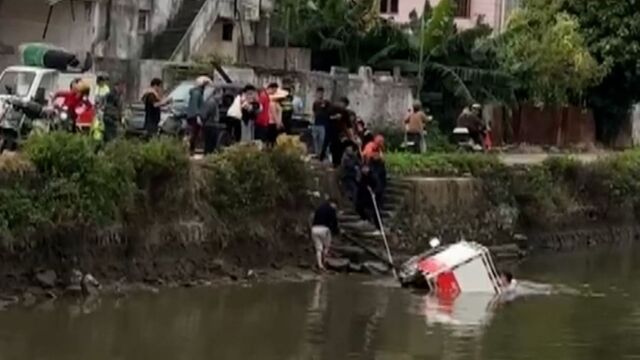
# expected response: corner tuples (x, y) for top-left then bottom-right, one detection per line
(2, 134), (640, 305)
(384, 151), (640, 251)
(0, 133), (323, 304)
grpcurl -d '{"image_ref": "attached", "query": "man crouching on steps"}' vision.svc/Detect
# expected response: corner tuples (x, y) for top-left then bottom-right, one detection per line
(311, 198), (340, 271)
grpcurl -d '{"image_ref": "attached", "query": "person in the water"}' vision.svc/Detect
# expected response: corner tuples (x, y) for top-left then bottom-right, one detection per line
(499, 271), (517, 292)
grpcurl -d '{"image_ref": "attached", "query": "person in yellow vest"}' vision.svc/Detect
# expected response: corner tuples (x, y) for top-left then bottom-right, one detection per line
(95, 75), (111, 109)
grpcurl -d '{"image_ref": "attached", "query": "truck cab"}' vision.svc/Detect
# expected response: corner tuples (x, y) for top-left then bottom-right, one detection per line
(0, 65), (96, 104)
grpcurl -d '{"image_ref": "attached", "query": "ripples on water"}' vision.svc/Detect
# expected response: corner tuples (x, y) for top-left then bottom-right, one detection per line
(1, 246), (640, 360)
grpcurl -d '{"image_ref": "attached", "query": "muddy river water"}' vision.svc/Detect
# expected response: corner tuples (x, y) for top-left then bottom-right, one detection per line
(2, 245), (640, 360)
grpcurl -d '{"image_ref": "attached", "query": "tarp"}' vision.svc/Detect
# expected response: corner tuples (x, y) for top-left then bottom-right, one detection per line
(18, 43), (92, 72)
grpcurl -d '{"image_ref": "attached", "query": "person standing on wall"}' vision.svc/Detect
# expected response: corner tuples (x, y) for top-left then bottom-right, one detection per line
(268, 87), (288, 146)
(102, 80), (126, 143)
(404, 101), (430, 153)
(281, 86), (295, 135)
(255, 83), (279, 143)
(95, 75), (111, 110)
(186, 76), (213, 155)
(312, 87), (331, 159)
(142, 78), (172, 139)
(227, 84), (262, 143)
(201, 84), (220, 154)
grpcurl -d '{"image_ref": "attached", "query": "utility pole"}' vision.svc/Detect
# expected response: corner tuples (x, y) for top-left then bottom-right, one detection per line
(416, 0), (427, 98)
(283, 4), (290, 70)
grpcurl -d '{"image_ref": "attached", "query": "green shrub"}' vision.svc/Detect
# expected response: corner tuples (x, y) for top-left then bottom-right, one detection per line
(543, 156), (582, 182)
(375, 123), (455, 153)
(104, 137), (189, 187)
(204, 144), (282, 215)
(24, 132), (133, 226)
(585, 151), (640, 206)
(386, 152), (504, 177)
(203, 142), (310, 217)
(0, 185), (42, 243)
(0, 133), (314, 247)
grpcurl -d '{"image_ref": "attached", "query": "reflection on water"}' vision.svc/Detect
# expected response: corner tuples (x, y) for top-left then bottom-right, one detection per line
(2, 245), (640, 360)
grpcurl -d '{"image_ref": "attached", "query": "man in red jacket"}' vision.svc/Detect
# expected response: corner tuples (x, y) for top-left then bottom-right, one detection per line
(53, 79), (94, 131)
(255, 83), (278, 141)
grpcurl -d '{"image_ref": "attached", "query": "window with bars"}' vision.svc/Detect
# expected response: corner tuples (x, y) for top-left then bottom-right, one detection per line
(379, 0), (399, 14)
(137, 10), (150, 33)
(454, 0), (471, 18)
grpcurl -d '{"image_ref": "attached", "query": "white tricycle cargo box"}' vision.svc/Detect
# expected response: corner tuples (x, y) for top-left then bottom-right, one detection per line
(398, 241), (503, 297)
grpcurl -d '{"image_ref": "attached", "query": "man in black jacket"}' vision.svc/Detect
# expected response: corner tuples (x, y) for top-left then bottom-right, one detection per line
(201, 90), (220, 154)
(311, 199), (339, 270)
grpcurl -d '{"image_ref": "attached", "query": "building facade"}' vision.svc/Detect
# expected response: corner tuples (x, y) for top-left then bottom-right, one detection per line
(0, 0), (272, 70)
(379, 0), (520, 30)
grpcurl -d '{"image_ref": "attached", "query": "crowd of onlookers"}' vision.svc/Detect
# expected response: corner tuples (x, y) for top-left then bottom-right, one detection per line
(139, 76), (307, 155)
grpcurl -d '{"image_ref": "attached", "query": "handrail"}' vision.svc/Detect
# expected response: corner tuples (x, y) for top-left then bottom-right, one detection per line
(169, 0), (221, 61)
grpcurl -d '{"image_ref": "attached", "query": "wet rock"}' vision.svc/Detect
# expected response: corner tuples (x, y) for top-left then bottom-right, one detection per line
(348, 262), (363, 273)
(35, 298), (56, 312)
(126, 282), (160, 294)
(196, 279), (212, 287)
(81, 274), (101, 297)
(69, 269), (83, 286)
(363, 261), (390, 275)
(35, 269), (57, 288)
(325, 257), (349, 271)
(22, 292), (37, 307)
(245, 270), (256, 280)
(182, 281), (197, 288)
(0, 295), (19, 306)
(64, 284), (83, 297)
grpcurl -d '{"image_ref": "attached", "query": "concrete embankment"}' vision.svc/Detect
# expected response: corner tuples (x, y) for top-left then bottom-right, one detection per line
(387, 175), (638, 253)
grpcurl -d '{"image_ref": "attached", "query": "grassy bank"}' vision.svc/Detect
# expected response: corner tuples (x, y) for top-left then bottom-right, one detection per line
(0, 133), (313, 254)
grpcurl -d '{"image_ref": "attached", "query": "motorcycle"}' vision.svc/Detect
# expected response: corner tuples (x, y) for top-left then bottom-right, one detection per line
(0, 97), (50, 152)
(452, 127), (486, 152)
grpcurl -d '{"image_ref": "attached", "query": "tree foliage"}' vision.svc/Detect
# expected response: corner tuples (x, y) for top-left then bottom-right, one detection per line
(496, 3), (604, 104)
(553, 0), (640, 141)
(271, 0), (402, 70)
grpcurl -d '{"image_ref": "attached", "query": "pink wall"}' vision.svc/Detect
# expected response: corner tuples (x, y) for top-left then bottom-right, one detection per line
(381, 0), (505, 30)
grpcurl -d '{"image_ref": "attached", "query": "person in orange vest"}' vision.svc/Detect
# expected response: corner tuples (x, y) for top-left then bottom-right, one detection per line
(362, 134), (387, 214)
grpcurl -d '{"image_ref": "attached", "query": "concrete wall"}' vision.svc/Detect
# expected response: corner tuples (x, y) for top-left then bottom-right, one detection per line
(0, 0), (98, 55)
(395, 177), (516, 248)
(250, 67), (414, 128)
(242, 47), (312, 71)
(195, 20), (244, 63)
(0, 0), (196, 64)
(150, 0), (184, 34)
(94, 58), (414, 127)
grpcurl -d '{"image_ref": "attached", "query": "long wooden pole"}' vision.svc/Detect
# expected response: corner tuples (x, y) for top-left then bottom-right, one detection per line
(369, 188), (398, 279)
(283, 5), (291, 70)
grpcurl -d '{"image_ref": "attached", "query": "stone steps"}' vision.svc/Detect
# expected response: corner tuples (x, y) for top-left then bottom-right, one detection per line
(144, 0), (207, 59)
(327, 175), (412, 275)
